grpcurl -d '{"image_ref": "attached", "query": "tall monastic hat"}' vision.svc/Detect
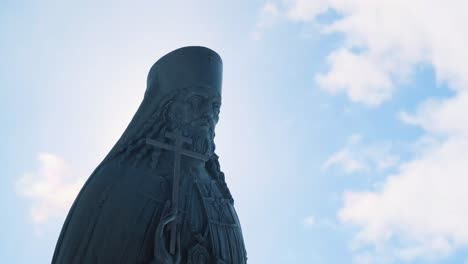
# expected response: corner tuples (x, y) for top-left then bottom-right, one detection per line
(145, 46), (223, 100)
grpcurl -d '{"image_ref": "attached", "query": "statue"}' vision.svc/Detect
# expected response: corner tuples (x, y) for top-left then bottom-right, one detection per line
(52, 46), (248, 264)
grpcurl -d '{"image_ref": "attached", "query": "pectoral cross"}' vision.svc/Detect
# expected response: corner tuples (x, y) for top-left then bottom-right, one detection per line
(146, 131), (210, 255)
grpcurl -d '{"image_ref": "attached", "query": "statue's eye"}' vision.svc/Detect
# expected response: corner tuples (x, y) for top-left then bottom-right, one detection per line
(189, 95), (204, 107)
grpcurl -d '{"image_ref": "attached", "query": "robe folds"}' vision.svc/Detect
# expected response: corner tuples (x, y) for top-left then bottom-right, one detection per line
(52, 155), (247, 264)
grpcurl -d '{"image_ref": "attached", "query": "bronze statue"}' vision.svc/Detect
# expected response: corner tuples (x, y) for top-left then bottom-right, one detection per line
(52, 46), (248, 263)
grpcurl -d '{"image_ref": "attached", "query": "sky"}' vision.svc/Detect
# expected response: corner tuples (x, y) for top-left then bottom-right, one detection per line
(2, 0), (468, 263)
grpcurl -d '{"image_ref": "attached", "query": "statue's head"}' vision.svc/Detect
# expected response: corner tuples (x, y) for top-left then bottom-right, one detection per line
(164, 86), (221, 156)
(111, 47), (223, 166)
(110, 47), (229, 195)
(146, 46), (223, 157)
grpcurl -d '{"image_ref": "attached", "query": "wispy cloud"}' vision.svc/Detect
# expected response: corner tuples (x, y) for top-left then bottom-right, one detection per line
(252, 2), (282, 40)
(285, 0), (329, 22)
(16, 153), (84, 233)
(303, 215), (316, 227)
(323, 134), (399, 174)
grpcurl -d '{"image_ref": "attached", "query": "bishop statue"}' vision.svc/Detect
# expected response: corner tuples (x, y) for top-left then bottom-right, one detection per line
(52, 46), (248, 264)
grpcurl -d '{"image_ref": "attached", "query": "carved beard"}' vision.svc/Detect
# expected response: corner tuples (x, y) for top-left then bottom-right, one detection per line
(190, 125), (215, 156)
(167, 119), (215, 156)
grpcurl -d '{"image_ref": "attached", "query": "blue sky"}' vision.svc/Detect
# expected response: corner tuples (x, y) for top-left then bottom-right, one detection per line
(2, 1), (468, 263)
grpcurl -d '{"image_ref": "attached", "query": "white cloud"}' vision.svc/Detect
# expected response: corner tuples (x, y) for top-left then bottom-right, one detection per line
(279, 0), (468, 106)
(323, 134), (399, 174)
(340, 136), (468, 262)
(337, 85), (468, 263)
(316, 48), (394, 106)
(399, 91), (468, 137)
(16, 153), (84, 232)
(259, 0), (468, 261)
(335, 78), (468, 263)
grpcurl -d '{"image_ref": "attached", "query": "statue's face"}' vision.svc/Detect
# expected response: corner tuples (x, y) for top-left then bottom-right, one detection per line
(166, 90), (221, 155)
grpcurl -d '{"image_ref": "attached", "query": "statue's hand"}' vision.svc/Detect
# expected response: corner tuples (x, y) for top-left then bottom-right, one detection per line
(151, 200), (181, 264)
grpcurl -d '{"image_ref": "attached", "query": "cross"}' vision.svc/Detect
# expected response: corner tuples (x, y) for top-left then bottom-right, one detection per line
(146, 131), (210, 255)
